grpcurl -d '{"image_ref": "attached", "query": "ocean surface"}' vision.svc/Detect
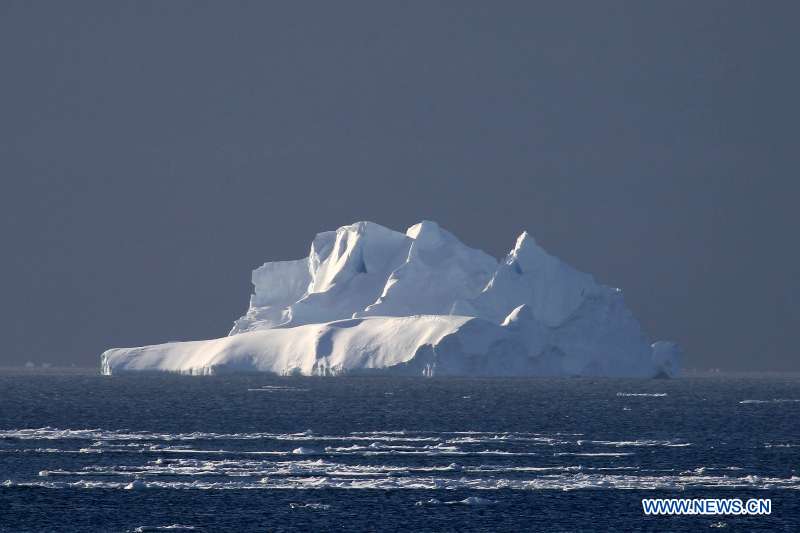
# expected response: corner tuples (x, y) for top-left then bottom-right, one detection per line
(0, 372), (798, 532)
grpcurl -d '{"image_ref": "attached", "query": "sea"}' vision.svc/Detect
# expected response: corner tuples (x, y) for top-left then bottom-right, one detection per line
(0, 371), (798, 532)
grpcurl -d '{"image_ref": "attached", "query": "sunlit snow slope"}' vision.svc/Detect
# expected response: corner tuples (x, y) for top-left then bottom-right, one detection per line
(102, 221), (680, 377)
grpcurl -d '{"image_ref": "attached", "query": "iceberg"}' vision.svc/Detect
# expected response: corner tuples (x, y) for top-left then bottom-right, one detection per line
(101, 221), (680, 377)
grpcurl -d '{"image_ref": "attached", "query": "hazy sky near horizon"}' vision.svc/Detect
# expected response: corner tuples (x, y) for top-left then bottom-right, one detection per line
(1, 1), (798, 371)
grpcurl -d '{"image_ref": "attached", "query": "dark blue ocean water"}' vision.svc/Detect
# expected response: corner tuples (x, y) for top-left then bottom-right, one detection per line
(0, 372), (798, 532)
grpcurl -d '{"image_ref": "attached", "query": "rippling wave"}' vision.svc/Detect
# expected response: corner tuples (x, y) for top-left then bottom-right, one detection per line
(2, 427), (798, 492)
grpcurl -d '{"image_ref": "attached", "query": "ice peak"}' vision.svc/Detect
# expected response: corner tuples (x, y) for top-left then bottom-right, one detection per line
(406, 220), (440, 239)
(514, 230), (536, 250)
(348, 220), (389, 235)
(406, 220), (466, 254)
(506, 230), (549, 274)
(305, 221), (409, 297)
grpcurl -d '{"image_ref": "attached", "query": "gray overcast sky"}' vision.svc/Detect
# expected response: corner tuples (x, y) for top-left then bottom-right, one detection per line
(1, 1), (798, 371)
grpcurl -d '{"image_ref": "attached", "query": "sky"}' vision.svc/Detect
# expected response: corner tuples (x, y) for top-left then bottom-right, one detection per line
(1, 1), (798, 371)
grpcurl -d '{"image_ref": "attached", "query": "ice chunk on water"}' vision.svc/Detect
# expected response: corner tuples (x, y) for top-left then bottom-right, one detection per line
(101, 221), (680, 378)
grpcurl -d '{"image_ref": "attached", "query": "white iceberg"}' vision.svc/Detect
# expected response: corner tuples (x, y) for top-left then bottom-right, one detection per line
(101, 221), (680, 377)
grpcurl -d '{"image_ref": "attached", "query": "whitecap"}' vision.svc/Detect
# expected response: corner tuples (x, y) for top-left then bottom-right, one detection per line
(554, 452), (634, 457)
(3, 472), (800, 491)
(448, 496), (496, 505)
(124, 479), (147, 490)
(739, 399), (800, 404)
(133, 526), (197, 532)
(579, 439), (690, 448)
(247, 385), (309, 392)
(291, 447), (318, 455)
(289, 502), (331, 510)
(680, 467), (707, 476)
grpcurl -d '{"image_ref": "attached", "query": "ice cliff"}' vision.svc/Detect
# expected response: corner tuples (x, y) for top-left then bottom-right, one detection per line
(101, 221), (681, 377)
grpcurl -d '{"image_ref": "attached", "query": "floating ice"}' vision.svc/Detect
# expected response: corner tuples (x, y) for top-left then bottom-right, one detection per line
(100, 221), (680, 378)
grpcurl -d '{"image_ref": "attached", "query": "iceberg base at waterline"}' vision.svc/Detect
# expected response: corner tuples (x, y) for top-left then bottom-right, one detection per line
(101, 221), (681, 378)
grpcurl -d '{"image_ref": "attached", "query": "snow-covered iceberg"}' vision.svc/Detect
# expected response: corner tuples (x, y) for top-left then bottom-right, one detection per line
(101, 221), (681, 377)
